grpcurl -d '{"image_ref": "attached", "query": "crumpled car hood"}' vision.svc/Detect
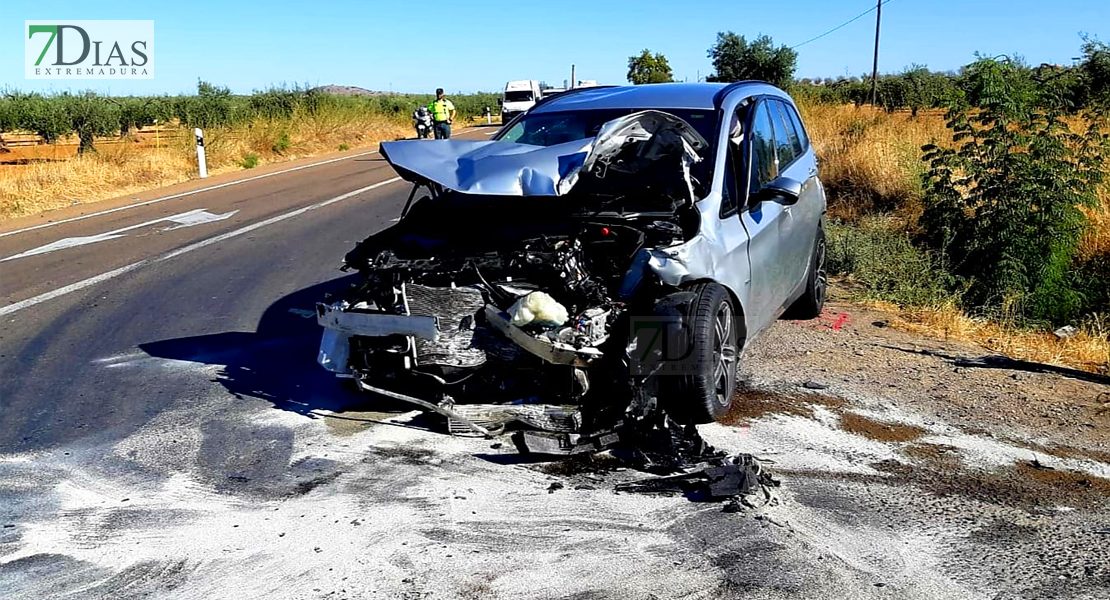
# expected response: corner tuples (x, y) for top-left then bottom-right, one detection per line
(380, 138), (594, 196)
(379, 110), (708, 198)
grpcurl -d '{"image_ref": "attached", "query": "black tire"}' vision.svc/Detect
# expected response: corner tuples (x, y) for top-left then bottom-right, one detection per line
(785, 227), (827, 320)
(660, 282), (740, 424)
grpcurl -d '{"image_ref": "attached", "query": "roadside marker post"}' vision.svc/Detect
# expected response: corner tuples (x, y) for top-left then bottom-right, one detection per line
(194, 128), (208, 179)
(486, 107), (491, 125)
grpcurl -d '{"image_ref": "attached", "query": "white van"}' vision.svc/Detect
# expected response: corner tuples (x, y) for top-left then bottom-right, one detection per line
(500, 80), (542, 123)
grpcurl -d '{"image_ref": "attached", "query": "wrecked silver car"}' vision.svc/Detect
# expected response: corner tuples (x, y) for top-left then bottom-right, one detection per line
(317, 83), (827, 452)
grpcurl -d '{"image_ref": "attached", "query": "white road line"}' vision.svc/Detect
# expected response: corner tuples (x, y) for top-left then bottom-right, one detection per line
(0, 262), (150, 317)
(1, 208), (238, 262)
(0, 177), (403, 317)
(0, 150), (379, 238)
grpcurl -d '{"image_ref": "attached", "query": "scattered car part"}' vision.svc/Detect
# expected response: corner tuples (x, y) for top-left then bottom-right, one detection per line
(614, 454), (779, 503)
(355, 380), (494, 437)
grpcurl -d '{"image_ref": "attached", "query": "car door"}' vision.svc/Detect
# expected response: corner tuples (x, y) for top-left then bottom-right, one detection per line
(734, 99), (790, 334)
(766, 99), (817, 303)
(781, 98), (826, 240)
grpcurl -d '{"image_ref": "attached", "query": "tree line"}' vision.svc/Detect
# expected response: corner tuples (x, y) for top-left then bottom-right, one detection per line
(628, 34), (1110, 115)
(0, 82), (501, 153)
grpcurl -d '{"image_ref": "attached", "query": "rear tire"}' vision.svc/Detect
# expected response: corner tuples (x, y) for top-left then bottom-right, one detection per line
(785, 227), (827, 320)
(660, 283), (740, 424)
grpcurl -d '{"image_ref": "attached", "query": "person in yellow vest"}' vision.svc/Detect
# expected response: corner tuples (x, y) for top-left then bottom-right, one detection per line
(428, 88), (456, 139)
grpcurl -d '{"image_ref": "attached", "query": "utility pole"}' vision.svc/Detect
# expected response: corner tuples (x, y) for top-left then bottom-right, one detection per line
(870, 0), (882, 107)
(571, 64), (576, 89)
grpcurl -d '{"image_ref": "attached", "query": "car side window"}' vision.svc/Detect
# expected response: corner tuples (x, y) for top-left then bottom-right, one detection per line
(783, 103), (810, 153)
(748, 101), (778, 196)
(720, 108), (747, 218)
(775, 101), (804, 158)
(769, 101), (796, 167)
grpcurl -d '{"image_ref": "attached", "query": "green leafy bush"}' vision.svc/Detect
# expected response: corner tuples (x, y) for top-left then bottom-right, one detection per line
(920, 57), (1109, 325)
(271, 130), (291, 154)
(239, 153), (259, 169)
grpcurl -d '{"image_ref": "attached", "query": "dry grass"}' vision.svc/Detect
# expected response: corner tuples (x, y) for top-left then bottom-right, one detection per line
(0, 111), (410, 221)
(798, 103), (950, 223)
(864, 299), (1110, 374)
(1079, 203), (1110, 260)
(806, 102), (1110, 373)
(800, 103), (1110, 252)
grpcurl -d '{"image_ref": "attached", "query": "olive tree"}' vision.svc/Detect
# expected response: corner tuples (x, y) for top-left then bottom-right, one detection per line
(61, 92), (121, 153)
(706, 32), (797, 89)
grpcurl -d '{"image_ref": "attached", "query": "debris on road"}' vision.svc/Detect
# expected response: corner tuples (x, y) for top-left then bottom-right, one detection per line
(615, 453), (779, 504)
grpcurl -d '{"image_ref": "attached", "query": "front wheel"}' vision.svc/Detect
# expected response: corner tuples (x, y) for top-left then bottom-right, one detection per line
(659, 282), (740, 424)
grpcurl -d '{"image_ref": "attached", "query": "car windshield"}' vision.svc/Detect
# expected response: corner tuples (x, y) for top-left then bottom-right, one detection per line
(504, 90), (534, 103)
(495, 108), (720, 196)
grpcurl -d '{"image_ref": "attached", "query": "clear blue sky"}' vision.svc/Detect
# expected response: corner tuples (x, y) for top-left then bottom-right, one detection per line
(1, 0), (1106, 95)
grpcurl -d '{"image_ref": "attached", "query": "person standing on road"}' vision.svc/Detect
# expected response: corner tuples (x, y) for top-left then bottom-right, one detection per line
(428, 88), (456, 139)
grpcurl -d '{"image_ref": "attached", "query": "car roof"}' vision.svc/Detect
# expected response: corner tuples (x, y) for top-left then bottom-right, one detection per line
(530, 82), (789, 114)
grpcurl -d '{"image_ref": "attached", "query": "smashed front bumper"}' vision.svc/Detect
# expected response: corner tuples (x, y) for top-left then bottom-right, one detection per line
(315, 283), (610, 441)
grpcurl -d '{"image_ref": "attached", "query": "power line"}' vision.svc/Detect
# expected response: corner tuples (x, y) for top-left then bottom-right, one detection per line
(792, 0), (896, 49)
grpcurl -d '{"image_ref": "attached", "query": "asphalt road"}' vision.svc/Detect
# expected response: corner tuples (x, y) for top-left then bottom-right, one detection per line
(2, 127), (1108, 600)
(0, 132), (449, 452)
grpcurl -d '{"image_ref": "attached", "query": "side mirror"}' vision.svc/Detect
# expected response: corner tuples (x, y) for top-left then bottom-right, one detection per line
(497, 98), (503, 106)
(755, 176), (802, 206)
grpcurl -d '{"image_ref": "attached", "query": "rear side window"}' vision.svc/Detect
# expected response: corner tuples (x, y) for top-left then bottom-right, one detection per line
(782, 102), (810, 153)
(769, 101), (796, 167)
(748, 102), (778, 194)
(774, 101), (804, 158)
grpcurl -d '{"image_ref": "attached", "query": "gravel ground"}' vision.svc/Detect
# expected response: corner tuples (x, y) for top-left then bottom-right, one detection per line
(1, 297), (1108, 600)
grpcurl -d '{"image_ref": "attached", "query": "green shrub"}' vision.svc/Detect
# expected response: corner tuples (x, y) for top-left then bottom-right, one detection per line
(1072, 251), (1110, 318)
(338, 143), (349, 151)
(239, 153), (259, 169)
(271, 131), (291, 154)
(827, 219), (957, 307)
(920, 56), (1109, 325)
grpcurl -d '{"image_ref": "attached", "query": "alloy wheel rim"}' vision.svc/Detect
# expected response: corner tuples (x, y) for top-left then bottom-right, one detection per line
(815, 238), (827, 306)
(713, 302), (737, 407)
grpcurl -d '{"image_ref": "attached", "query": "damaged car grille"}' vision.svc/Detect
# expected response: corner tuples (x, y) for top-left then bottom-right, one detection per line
(405, 284), (487, 368)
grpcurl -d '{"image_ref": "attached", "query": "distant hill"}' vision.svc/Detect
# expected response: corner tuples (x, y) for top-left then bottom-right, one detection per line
(312, 85), (384, 96)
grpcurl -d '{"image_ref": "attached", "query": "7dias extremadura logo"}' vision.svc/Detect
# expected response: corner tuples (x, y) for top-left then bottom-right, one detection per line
(25, 20), (153, 79)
